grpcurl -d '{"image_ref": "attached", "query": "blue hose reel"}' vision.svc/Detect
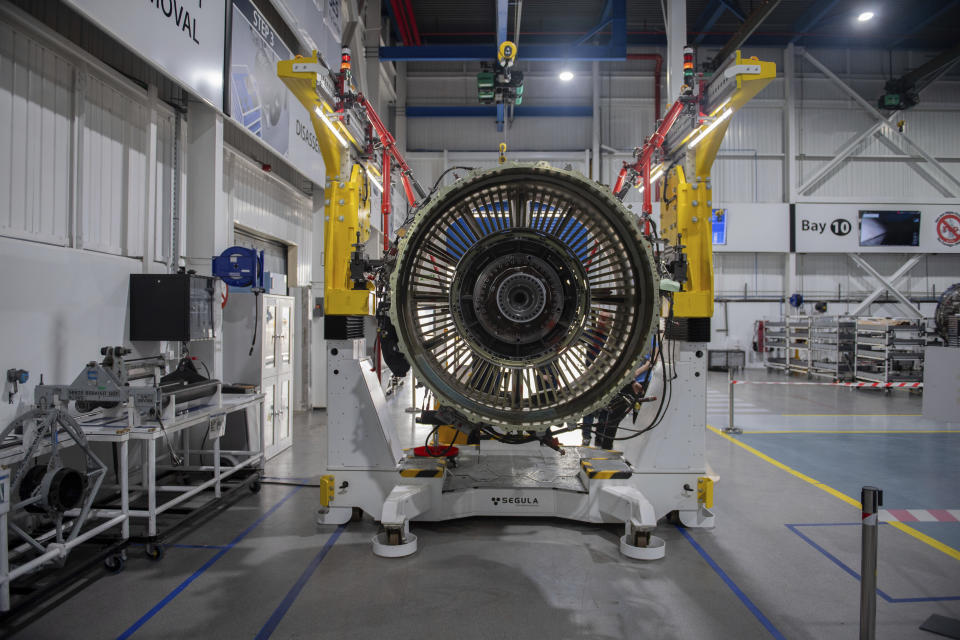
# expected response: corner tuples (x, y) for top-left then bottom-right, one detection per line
(212, 246), (264, 289)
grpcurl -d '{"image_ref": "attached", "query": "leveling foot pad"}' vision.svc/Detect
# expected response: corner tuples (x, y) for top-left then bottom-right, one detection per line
(372, 531), (418, 558)
(619, 534), (666, 560)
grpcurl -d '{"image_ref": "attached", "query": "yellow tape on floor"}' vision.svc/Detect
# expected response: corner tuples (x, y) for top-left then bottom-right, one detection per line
(706, 424), (960, 563)
(743, 429), (959, 434)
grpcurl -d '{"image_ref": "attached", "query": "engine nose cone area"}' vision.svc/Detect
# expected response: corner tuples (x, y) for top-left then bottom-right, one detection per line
(496, 271), (546, 323)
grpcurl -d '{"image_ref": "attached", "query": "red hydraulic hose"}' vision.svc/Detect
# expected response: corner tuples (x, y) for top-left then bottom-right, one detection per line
(359, 95), (426, 205)
(613, 97), (685, 211)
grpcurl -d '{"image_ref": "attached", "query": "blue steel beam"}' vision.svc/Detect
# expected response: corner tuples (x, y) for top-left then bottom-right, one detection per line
(496, 0), (508, 131)
(407, 105), (592, 117)
(380, 43), (626, 61)
(788, 0), (843, 44)
(497, 0), (509, 44)
(382, 0), (626, 61)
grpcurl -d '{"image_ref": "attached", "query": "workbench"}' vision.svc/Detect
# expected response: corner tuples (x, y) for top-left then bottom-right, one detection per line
(72, 392), (266, 558)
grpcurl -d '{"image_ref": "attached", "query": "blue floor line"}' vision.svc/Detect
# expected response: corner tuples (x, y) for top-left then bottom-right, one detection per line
(116, 485), (304, 640)
(254, 523), (348, 640)
(165, 543), (231, 550)
(676, 525), (786, 640)
(785, 523), (960, 603)
(129, 543), (229, 550)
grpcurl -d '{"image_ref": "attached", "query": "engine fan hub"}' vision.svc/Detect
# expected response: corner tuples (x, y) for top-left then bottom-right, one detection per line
(452, 231), (586, 365)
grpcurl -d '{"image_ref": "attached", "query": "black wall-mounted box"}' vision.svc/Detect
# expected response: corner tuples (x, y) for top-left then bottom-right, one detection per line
(130, 274), (216, 341)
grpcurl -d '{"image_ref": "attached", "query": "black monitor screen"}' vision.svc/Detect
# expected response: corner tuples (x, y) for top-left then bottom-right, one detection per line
(858, 210), (921, 247)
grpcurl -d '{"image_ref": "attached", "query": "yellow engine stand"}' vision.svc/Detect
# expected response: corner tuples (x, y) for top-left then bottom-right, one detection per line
(662, 51), (776, 319)
(324, 165), (374, 315)
(661, 165), (714, 317)
(278, 52), (374, 316)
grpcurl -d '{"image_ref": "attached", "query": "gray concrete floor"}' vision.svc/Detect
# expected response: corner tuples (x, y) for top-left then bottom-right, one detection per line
(6, 370), (960, 639)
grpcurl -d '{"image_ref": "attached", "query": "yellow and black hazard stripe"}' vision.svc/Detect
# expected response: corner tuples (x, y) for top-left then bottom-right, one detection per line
(580, 461), (632, 480)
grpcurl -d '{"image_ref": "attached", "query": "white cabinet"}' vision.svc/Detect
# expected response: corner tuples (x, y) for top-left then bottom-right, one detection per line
(223, 293), (295, 459)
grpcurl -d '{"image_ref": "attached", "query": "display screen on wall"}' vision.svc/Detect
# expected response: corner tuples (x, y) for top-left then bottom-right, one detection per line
(711, 209), (727, 245)
(858, 210), (921, 247)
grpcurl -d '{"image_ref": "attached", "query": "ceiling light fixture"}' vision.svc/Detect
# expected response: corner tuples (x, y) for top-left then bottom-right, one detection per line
(558, 70), (574, 82)
(857, 11), (875, 21)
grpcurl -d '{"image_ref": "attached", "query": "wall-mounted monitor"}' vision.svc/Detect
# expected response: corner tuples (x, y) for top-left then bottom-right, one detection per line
(711, 209), (727, 245)
(858, 210), (921, 247)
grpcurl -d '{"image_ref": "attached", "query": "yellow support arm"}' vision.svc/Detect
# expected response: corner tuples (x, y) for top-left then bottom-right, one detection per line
(278, 52), (373, 316)
(661, 51), (775, 320)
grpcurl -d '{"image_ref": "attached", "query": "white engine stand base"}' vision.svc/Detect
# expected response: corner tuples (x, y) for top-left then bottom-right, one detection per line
(371, 531), (418, 558)
(619, 534), (666, 560)
(316, 506), (353, 525)
(679, 505), (716, 529)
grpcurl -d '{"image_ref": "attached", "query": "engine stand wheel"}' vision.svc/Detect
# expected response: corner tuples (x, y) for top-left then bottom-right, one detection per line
(104, 552), (126, 574)
(619, 533), (666, 560)
(144, 543), (165, 561)
(249, 474), (262, 493)
(634, 530), (651, 548)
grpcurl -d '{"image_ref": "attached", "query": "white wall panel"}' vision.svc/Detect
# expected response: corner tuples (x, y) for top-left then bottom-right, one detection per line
(0, 21), (72, 245)
(721, 107), (783, 154)
(224, 146), (313, 286)
(714, 253), (785, 297)
(81, 74), (150, 255)
(0, 237), (152, 424)
(408, 116), (591, 152)
(153, 111), (176, 263)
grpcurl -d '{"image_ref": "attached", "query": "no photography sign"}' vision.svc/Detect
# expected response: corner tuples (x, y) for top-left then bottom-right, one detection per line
(936, 211), (960, 247)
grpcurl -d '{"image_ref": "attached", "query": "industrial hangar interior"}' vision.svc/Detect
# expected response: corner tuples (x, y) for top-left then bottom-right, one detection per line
(0, 0), (958, 637)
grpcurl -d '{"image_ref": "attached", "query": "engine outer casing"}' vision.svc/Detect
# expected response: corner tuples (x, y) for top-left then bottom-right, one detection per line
(389, 163), (660, 430)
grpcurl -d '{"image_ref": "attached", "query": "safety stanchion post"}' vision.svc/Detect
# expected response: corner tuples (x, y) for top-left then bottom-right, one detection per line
(723, 366), (742, 434)
(860, 486), (882, 640)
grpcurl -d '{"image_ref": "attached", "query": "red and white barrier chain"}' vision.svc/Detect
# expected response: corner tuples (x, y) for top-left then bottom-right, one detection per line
(730, 380), (922, 389)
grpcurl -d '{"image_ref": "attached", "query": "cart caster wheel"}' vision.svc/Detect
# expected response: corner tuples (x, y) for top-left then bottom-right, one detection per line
(249, 477), (262, 493)
(104, 552), (126, 574)
(145, 544), (164, 561)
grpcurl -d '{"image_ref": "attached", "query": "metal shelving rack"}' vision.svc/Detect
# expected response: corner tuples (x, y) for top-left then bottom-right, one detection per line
(763, 316), (812, 374)
(785, 316), (812, 374)
(854, 318), (927, 384)
(809, 316), (856, 381)
(762, 319), (788, 371)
